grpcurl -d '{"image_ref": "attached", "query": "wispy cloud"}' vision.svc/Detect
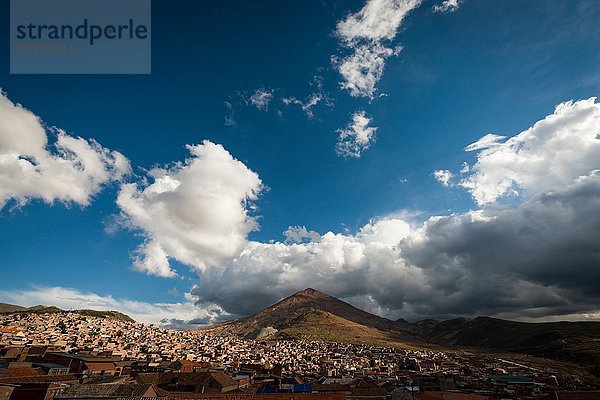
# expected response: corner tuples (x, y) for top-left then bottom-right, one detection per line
(335, 110), (378, 158)
(224, 88), (276, 126)
(281, 76), (334, 119)
(224, 101), (237, 127)
(433, 169), (454, 187)
(250, 88), (274, 111)
(334, 0), (422, 99)
(464, 133), (507, 152)
(432, 0), (461, 13)
(282, 93), (333, 119)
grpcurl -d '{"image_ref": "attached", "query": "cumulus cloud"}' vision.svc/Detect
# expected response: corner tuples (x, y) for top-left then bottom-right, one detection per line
(190, 170), (600, 321)
(250, 88), (274, 111)
(432, 0), (461, 13)
(0, 90), (130, 210)
(117, 140), (263, 278)
(334, 0), (422, 99)
(183, 98), (600, 322)
(116, 97), (600, 322)
(336, 110), (378, 158)
(433, 169), (454, 187)
(191, 217), (420, 317)
(406, 172), (600, 319)
(459, 98), (600, 205)
(0, 286), (230, 327)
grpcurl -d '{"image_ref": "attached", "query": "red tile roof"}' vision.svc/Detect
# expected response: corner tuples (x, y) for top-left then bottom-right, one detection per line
(0, 367), (42, 377)
(84, 362), (117, 371)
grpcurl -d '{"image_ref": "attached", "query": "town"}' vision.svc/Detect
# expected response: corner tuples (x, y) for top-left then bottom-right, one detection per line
(0, 312), (598, 400)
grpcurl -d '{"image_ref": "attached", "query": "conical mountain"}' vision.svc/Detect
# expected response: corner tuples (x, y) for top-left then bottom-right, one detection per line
(206, 288), (412, 346)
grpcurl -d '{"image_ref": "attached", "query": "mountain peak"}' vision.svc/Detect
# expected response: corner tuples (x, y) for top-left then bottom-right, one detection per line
(293, 288), (329, 298)
(208, 288), (402, 342)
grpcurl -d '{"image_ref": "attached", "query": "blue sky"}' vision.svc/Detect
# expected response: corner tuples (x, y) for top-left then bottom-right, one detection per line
(1, 0), (600, 325)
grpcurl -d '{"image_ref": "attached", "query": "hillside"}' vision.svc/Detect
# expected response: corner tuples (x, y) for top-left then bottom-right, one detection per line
(421, 316), (600, 374)
(206, 288), (416, 347)
(0, 302), (135, 322)
(279, 310), (420, 349)
(0, 303), (27, 313)
(77, 309), (136, 322)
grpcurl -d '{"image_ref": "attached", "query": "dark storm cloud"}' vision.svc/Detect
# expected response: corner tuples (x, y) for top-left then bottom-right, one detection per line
(374, 175), (598, 319)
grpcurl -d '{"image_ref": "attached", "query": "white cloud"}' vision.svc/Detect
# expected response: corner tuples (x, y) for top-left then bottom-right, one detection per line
(464, 133), (507, 152)
(191, 169), (600, 321)
(224, 101), (236, 127)
(334, 0), (422, 99)
(336, 0), (421, 43)
(250, 88), (274, 111)
(117, 140), (263, 278)
(281, 76), (334, 119)
(0, 286), (229, 327)
(432, 0), (461, 13)
(336, 110), (378, 158)
(282, 93), (331, 119)
(132, 240), (174, 278)
(433, 169), (454, 187)
(106, 97), (600, 322)
(459, 98), (600, 205)
(0, 90), (130, 210)
(181, 98), (600, 322)
(192, 217), (424, 317)
(334, 44), (400, 99)
(283, 225), (321, 244)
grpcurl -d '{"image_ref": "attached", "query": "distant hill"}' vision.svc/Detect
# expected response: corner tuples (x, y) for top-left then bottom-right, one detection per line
(27, 305), (50, 311)
(0, 303), (28, 313)
(0, 302), (135, 322)
(205, 288), (417, 348)
(77, 309), (135, 322)
(419, 316), (600, 375)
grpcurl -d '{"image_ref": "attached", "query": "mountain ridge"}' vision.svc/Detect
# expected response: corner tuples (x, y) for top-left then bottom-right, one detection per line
(420, 315), (600, 374)
(0, 302), (135, 322)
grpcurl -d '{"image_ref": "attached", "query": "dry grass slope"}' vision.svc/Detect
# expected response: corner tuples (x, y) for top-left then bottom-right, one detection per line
(280, 310), (421, 349)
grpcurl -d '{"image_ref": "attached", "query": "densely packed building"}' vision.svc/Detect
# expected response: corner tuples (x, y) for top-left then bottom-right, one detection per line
(0, 312), (598, 400)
